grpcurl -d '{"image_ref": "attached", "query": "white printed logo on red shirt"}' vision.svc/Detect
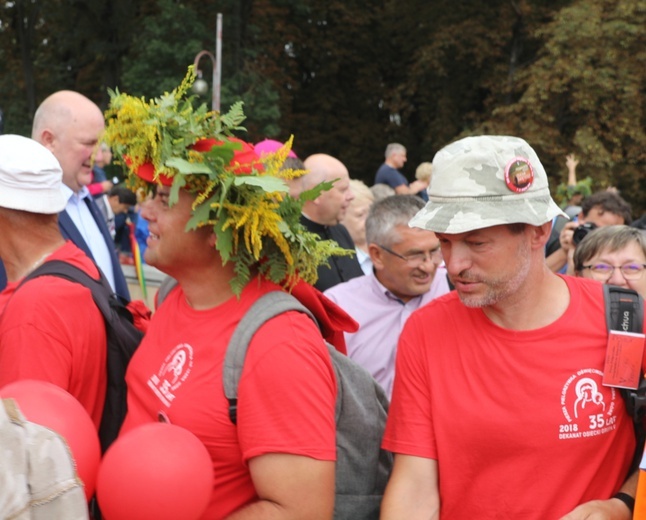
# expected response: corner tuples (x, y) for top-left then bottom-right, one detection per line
(559, 368), (619, 440)
(147, 343), (194, 407)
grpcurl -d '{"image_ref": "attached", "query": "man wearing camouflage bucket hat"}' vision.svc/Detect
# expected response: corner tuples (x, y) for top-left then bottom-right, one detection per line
(381, 135), (640, 519)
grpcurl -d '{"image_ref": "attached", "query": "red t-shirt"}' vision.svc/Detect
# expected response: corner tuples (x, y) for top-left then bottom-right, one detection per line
(121, 278), (337, 519)
(0, 241), (107, 428)
(383, 275), (638, 519)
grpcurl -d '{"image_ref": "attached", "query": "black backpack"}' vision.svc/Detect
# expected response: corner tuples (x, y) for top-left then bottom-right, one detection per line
(224, 291), (393, 520)
(604, 284), (646, 470)
(19, 260), (142, 453)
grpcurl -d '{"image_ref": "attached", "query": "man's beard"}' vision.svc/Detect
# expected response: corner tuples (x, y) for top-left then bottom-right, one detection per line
(456, 239), (531, 308)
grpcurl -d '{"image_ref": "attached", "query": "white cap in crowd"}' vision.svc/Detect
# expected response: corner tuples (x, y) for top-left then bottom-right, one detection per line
(0, 134), (65, 214)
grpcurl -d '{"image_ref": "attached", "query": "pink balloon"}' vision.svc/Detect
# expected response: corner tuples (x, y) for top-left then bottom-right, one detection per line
(0, 379), (101, 500)
(97, 423), (213, 520)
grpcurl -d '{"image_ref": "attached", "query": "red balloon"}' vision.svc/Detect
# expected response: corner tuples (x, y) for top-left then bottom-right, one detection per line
(96, 423), (213, 520)
(0, 379), (101, 500)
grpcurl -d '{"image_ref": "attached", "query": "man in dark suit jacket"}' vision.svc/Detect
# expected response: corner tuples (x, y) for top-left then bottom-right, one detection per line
(29, 91), (129, 300)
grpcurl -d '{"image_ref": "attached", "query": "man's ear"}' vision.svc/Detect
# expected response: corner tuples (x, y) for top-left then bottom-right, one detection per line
(368, 243), (384, 269)
(39, 129), (56, 152)
(531, 222), (553, 249)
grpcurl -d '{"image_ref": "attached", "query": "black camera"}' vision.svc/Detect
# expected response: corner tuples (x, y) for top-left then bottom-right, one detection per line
(572, 222), (598, 245)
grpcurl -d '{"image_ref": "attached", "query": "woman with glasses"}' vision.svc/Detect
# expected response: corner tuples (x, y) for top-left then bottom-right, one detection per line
(573, 225), (646, 297)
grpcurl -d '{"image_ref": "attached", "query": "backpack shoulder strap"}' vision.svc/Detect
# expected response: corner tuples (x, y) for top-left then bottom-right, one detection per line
(156, 276), (179, 307)
(603, 284), (646, 473)
(18, 259), (140, 458)
(19, 259), (117, 319)
(223, 291), (316, 424)
(603, 284), (644, 334)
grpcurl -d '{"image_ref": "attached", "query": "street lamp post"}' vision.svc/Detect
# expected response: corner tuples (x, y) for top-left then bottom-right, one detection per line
(193, 50), (217, 111)
(193, 13), (223, 112)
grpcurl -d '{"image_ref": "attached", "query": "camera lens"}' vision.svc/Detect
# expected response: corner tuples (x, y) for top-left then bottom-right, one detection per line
(572, 223), (598, 246)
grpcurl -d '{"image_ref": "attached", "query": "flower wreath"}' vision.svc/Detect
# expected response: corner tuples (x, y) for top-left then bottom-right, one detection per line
(102, 67), (348, 295)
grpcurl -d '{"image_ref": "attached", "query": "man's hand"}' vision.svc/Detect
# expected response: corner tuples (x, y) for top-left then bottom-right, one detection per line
(409, 179), (429, 194)
(566, 154), (579, 185)
(558, 497), (632, 520)
(559, 221), (579, 254)
(566, 154), (579, 173)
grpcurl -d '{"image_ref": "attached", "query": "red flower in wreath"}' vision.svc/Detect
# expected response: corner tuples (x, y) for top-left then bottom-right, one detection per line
(129, 137), (261, 186)
(191, 137), (262, 175)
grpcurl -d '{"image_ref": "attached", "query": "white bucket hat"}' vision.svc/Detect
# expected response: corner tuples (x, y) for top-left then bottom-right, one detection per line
(410, 135), (568, 234)
(0, 135), (65, 214)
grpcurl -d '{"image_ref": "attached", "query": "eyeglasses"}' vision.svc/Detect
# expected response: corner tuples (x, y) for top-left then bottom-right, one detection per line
(581, 263), (646, 280)
(378, 244), (442, 267)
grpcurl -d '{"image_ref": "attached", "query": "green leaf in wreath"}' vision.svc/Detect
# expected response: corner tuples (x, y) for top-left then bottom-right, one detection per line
(214, 218), (234, 263)
(166, 157), (212, 174)
(232, 175), (289, 192)
(169, 174), (186, 206)
(185, 195), (217, 231)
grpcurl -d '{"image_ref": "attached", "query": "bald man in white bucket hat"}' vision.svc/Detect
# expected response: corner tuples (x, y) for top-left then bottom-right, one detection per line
(381, 135), (640, 519)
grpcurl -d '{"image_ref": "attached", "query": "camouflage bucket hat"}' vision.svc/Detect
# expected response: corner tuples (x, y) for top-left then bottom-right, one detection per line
(409, 135), (568, 234)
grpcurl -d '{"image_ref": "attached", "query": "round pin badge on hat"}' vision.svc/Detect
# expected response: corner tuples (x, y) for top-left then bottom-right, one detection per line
(504, 157), (534, 193)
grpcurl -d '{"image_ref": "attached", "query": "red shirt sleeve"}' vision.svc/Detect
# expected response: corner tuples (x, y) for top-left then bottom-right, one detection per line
(237, 311), (337, 462)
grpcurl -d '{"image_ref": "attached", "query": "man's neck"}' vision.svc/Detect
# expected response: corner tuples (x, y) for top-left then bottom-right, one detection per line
(61, 182), (86, 201)
(171, 262), (239, 311)
(385, 159), (398, 169)
(301, 210), (330, 227)
(2, 236), (66, 282)
(482, 267), (570, 330)
(355, 241), (368, 253)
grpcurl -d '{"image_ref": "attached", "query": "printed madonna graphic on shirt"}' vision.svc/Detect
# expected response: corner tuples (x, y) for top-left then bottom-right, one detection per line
(147, 343), (195, 407)
(559, 368), (620, 440)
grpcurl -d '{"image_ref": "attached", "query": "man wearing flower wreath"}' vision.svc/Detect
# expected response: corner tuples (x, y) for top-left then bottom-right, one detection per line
(105, 71), (356, 519)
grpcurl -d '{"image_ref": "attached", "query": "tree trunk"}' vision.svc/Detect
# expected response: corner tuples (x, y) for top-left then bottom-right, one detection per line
(15, 0), (37, 117)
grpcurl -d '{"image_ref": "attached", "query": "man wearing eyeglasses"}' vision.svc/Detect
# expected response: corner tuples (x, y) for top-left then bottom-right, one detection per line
(574, 225), (646, 298)
(380, 136), (642, 520)
(323, 195), (450, 398)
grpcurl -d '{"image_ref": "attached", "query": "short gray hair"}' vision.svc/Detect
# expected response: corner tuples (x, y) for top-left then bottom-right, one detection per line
(370, 183), (395, 201)
(573, 225), (646, 273)
(365, 195), (425, 247)
(385, 143), (406, 159)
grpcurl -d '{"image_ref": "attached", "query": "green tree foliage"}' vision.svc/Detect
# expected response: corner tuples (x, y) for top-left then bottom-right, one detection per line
(474, 0), (646, 214)
(0, 0), (135, 133)
(220, 69), (281, 138)
(382, 0), (570, 172)
(120, 0), (208, 97)
(0, 0), (48, 136)
(247, 0), (390, 179)
(0, 0), (644, 214)
(118, 0), (281, 138)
